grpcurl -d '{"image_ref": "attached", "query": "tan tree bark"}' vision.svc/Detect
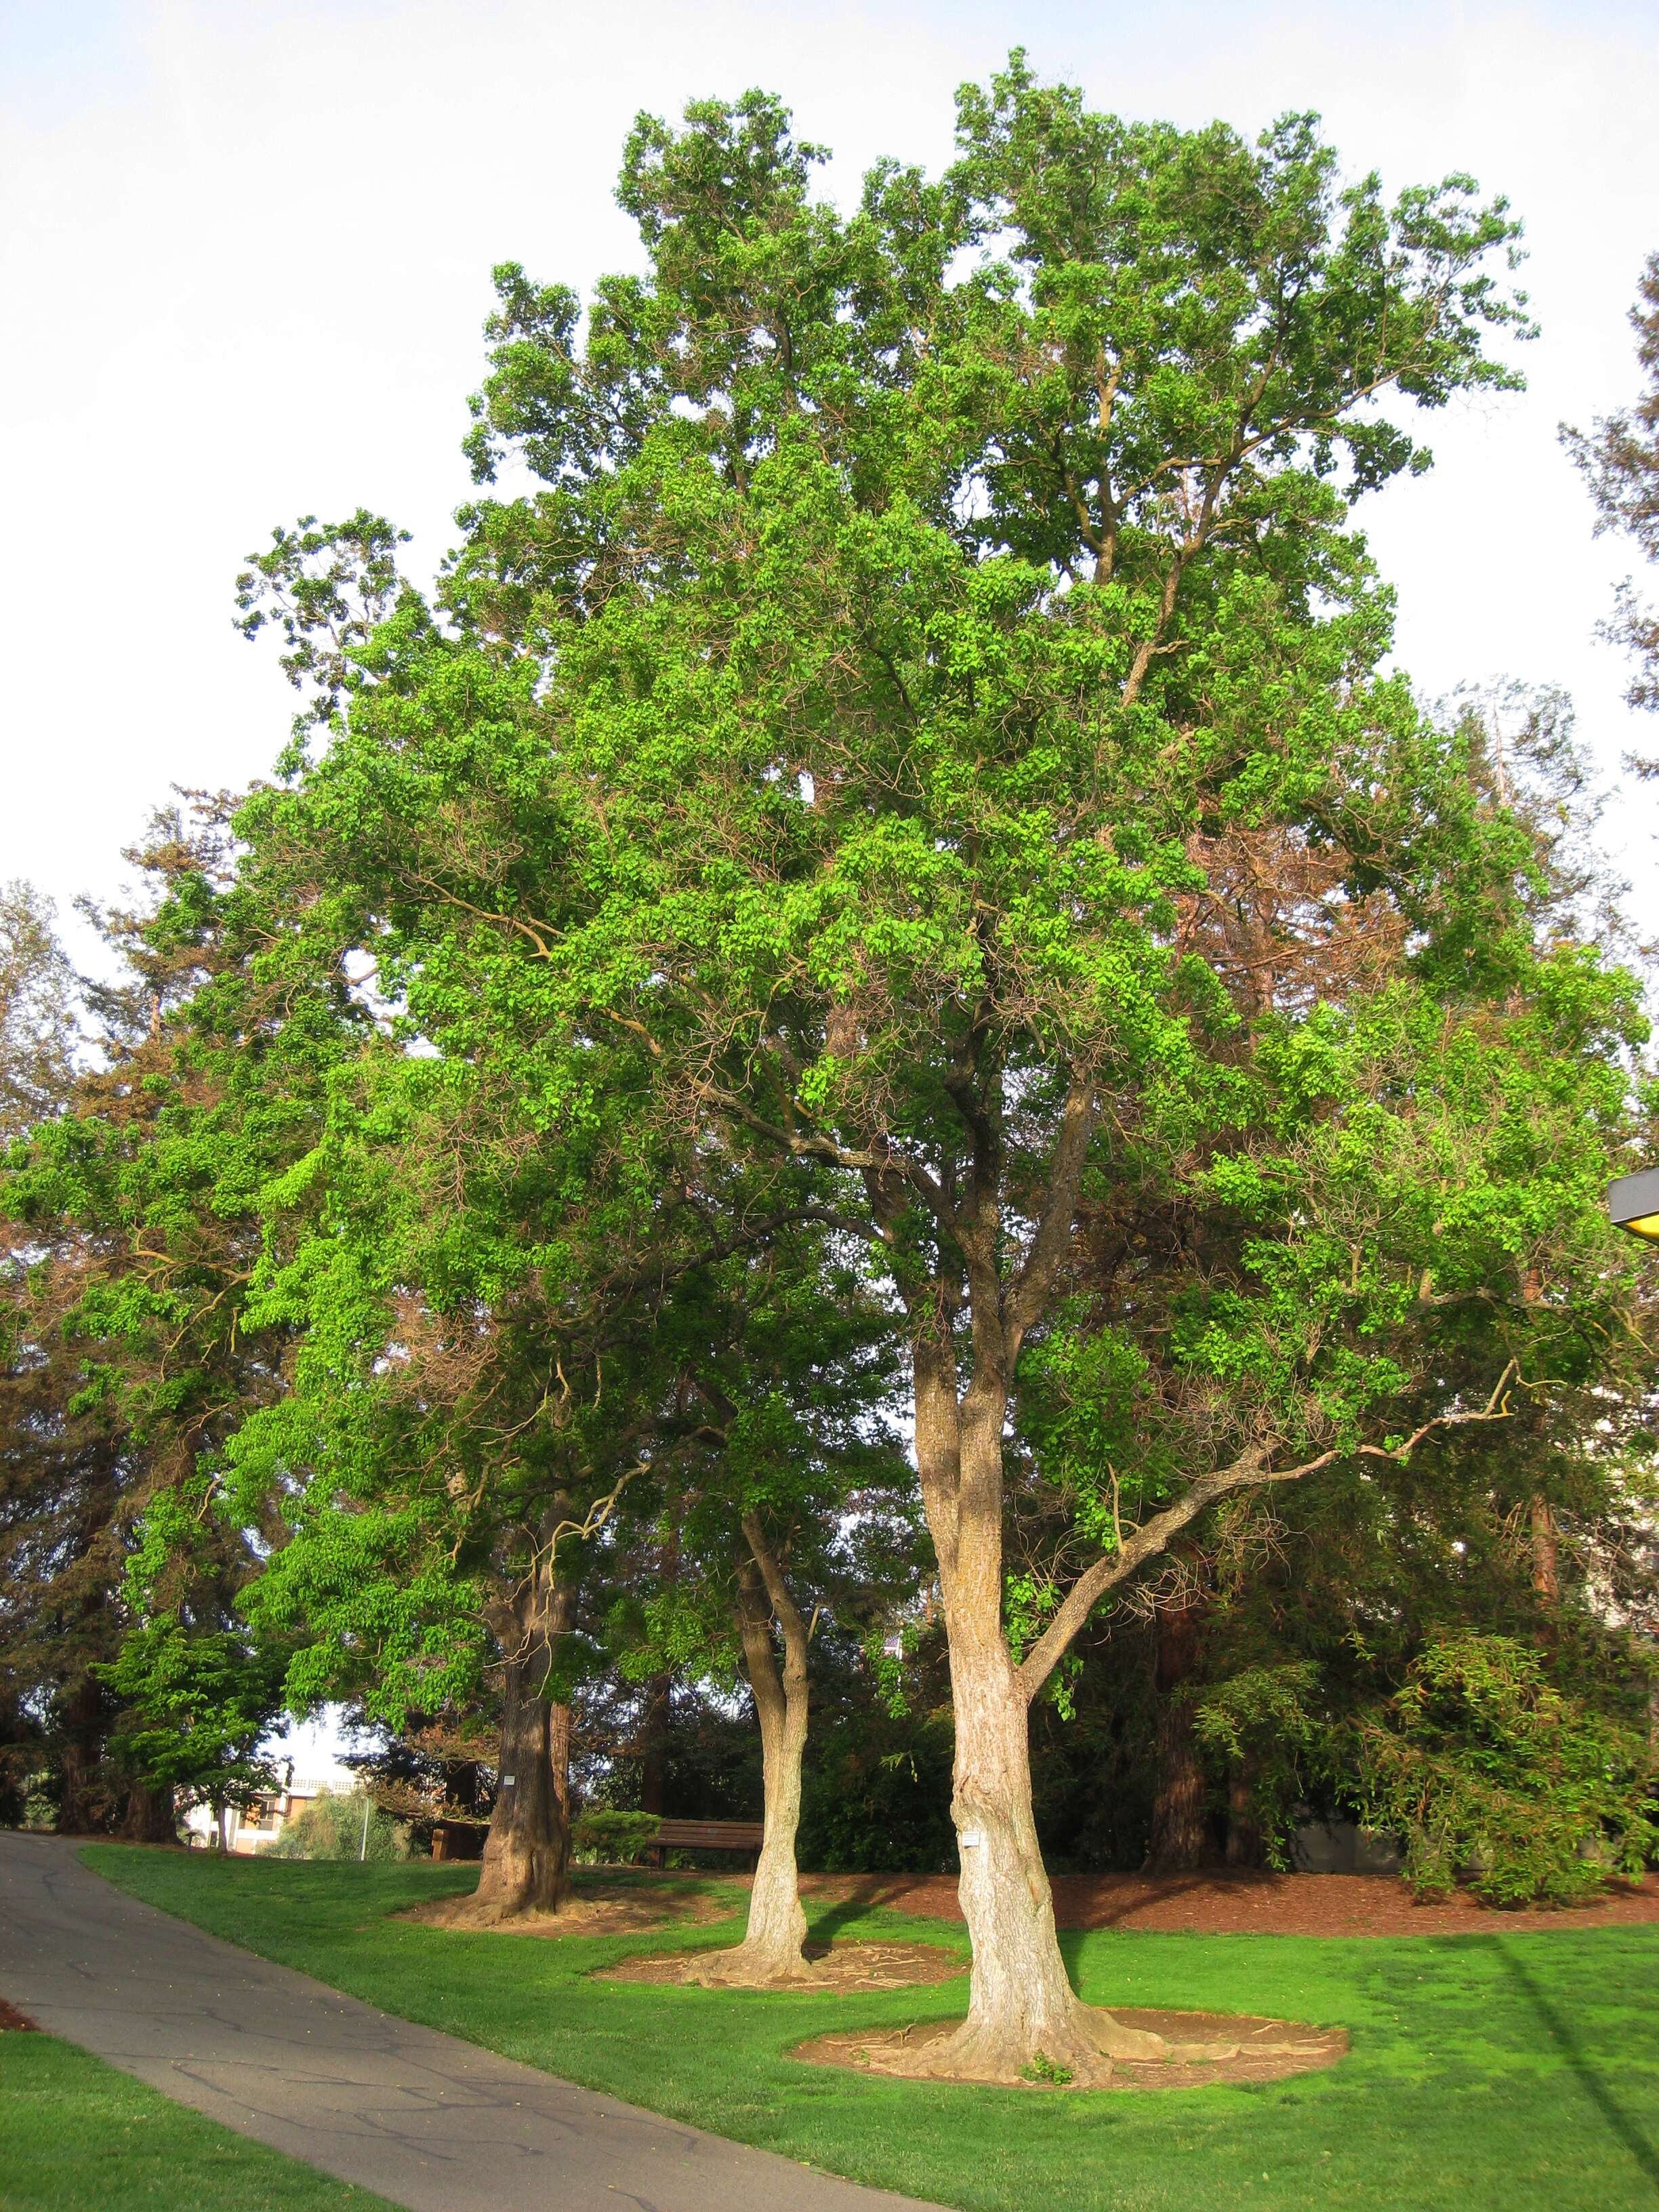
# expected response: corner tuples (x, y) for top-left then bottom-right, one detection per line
(693, 1519), (815, 1986)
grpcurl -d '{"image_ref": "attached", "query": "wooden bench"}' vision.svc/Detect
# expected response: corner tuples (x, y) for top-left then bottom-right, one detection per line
(430, 1818), (488, 1862)
(647, 1818), (764, 1870)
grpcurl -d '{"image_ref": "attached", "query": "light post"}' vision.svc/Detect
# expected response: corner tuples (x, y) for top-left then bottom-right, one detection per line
(1607, 1168), (1659, 1245)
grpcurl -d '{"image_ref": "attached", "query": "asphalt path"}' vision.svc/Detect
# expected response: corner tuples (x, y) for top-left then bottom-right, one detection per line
(0, 1833), (945, 2212)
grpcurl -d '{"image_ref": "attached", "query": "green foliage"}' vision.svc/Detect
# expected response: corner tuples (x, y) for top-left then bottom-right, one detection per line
(101, 1619), (285, 1814)
(1349, 1634), (1658, 1907)
(1191, 1664), (1322, 1866)
(265, 1788), (410, 1862)
(571, 1808), (662, 1863)
(1019, 2051), (1076, 2085)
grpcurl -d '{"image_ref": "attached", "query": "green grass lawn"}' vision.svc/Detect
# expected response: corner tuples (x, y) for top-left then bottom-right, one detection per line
(0, 2027), (398, 2211)
(83, 1847), (1659, 2212)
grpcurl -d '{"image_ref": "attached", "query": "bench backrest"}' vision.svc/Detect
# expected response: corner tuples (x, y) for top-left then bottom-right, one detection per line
(653, 1818), (764, 1850)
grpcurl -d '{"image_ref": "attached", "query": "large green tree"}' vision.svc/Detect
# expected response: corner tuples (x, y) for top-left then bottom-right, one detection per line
(220, 59), (1658, 2080)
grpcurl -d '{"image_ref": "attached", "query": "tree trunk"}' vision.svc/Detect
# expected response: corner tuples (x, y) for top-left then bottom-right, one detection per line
(549, 1698), (572, 1822)
(1530, 1494), (1559, 1607)
(1145, 1596), (1208, 1872)
(121, 1778), (178, 1844)
(636, 1671), (672, 1816)
(1225, 1765), (1264, 1868)
(694, 1535), (813, 1986)
(473, 1577), (575, 1921)
(912, 1346), (1168, 2083)
(56, 1672), (106, 1834)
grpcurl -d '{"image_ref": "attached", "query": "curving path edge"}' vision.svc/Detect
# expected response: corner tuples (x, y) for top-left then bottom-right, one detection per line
(0, 1834), (945, 2212)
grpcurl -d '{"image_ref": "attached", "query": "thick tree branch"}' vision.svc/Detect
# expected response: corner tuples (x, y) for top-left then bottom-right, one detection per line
(1015, 1362), (1519, 1702)
(1005, 1078), (1097, 1350)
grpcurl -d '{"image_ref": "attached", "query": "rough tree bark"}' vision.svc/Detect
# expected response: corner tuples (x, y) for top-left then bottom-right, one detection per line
(56, 1672), (107, 1835)
(120, 1778), (178, 1843)
(1530, 1494), (1559, 1607)
(694, 1518), (815, 1985)
(1145, 1595), (1208, 1873)
(472, 1572), (577, 1921)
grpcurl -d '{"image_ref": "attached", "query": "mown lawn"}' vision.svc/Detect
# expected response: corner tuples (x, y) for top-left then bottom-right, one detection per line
(84, 1847), (1659, 2212)
(0, 2027), (398, 2211)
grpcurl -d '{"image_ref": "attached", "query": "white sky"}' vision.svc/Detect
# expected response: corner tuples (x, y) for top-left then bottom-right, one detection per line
(4, 0), (1658, 964)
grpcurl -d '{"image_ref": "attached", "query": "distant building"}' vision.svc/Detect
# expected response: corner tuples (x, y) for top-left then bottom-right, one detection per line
(182, 1776), (348, 1852)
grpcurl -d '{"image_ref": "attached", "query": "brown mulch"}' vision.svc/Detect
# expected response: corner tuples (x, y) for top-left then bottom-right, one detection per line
(796, 2007), (1349, 2091)
(401, 1877), (733, 1939)
(0, 1999), (38, 2031)
(600, 1938), (966, 1991)
(774, 1868), (1659, 1938)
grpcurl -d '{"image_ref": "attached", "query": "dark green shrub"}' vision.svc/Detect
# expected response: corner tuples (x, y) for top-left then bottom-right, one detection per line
(1349, 1633), (1656, 1906)
(571, 1808), (662, 1864)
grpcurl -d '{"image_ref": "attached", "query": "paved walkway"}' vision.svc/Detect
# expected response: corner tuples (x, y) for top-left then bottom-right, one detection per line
(0, 1835), (943, 2212)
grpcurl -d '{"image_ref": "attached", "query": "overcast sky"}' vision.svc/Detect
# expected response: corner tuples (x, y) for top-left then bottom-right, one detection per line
(5, 0), (1658, 964)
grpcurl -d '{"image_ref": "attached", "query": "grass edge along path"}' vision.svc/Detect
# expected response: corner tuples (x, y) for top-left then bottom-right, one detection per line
(0, 2024), (402, 2212)
(83, 1847), (1659, 2212)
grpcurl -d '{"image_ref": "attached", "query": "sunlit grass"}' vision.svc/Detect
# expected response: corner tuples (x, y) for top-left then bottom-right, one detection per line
(84, 1847), (1659, 2212)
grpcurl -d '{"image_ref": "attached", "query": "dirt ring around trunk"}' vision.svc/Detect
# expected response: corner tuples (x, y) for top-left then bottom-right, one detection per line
(794, 2007), (1349, 2089)
(598, 1938), (969, 1992)
(398, 1879), (734, 1939)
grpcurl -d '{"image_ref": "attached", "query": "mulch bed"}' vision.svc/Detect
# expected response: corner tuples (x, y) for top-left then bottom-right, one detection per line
(768, 1868), (1659, 1938)
(402, 1877), (732, 1939)
(600, 1938), (966, 1991)
(0, 1999), (38, 2031)
(796, 2007), (1349, 2091)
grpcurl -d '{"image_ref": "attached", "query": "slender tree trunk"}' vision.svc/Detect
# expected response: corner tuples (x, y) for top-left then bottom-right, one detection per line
(636, 1673), (672, 1817)
(473, 1576), (575, 1921)
(1145, 1595), (1208, 1872)
(1530, 1494), (1559, 1607)
(1225, 1764), (1264, 1868)
(549, 1699), (572, 1822)
(695, 1531), (814, 1986)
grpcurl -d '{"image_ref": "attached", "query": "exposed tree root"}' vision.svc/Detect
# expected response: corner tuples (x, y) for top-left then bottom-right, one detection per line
(678, 1944), (824, 1989)
(400, 1878), (726, 1939)
(601, 1938), (964, 1992)
(794, 2007), (1348, 2090)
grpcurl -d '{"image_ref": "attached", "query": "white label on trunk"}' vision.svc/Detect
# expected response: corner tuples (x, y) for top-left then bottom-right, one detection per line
(501, 1774), (516, 1786)
(959, 1827), (984, 1847)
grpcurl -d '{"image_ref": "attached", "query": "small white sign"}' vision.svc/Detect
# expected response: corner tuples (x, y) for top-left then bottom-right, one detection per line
(501, 1773), (516, 1787)
(959, 1826), (984, 1848)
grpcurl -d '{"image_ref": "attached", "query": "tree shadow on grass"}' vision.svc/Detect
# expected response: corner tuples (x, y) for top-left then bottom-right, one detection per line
(803, 1883), (962, 1950)
(1489, 1937), (1659, 2190)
